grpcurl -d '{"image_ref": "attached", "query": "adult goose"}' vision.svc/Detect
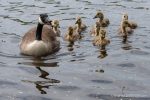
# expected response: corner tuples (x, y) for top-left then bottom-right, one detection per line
(20, 14), (60, 57)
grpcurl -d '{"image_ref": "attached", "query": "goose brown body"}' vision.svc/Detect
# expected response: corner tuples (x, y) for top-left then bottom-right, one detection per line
(20, 14), (60, 57)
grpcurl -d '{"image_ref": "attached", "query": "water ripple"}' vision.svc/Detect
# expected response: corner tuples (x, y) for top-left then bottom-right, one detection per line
(88, 94), (150, 100)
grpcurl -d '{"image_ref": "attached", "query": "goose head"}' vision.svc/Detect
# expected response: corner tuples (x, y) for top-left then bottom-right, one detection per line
(93, 10), (104, 19)
(38, 14), (50, 25)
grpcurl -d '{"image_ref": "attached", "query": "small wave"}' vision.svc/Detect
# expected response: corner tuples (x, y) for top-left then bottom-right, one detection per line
(88, 94), (150, 100)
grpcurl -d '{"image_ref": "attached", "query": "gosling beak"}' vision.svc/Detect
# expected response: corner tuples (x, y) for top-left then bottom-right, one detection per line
(93, 15), (97, 19)
(75, 21), (78, 24)
(46, 20), (52, 25)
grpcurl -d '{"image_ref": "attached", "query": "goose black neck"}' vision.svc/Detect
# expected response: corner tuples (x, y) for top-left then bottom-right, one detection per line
(36, 23), (44, 40)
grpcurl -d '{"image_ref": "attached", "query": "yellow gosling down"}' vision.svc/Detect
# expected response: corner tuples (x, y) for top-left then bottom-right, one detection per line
(122, 13), (137, 29)
(93, 29), (110, 46)
(90, 22), (101, 36)
(64, 26), (80, 44)
(52, 20), (61, 37)
(118, 18), (133, 36)
(74, 16), (87, 34)
(94, 10), (110, 27)
(20, 14), (60, 57)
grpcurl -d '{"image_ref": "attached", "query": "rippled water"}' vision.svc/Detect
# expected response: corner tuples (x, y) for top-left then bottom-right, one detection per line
(0, 0), (150, 100)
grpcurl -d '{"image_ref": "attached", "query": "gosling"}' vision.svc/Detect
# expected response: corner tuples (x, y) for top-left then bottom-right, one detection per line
(94, 10), (110, 27)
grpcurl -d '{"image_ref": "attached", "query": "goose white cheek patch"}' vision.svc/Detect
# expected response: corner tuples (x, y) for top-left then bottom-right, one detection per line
(38, 17), (44, 24)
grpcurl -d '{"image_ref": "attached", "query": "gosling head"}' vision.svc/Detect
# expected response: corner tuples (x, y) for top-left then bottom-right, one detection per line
(52, 20), (60, 28)
(38, 13), (50, 25)
(93, 10), (104, 19)
(68, 26), (74, 36)
(122, 13), (128, 20)
(75, 16), (82, 25)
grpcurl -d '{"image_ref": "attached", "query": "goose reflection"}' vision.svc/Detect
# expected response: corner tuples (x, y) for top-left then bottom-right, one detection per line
(21, 57), (60, 94)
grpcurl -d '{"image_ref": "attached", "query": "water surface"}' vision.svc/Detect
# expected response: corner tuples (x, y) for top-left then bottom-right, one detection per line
(0, 0), (150, 100)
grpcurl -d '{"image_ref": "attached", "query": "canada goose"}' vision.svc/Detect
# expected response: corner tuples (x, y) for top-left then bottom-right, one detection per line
(94, 10), (110, 27)
(52, 20), (61, 37)
(74, 16), (87, 34)
(93, 29), (110, 46)
(20, 14), (60, 57)
(64, 26), (79, 46)
(122, 13), (137, 29)
(90, 21), (101, 36)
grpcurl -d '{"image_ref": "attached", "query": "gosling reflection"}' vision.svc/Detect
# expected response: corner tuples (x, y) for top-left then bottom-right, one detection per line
(122, 35), (127, 43)
(121, 36), (132, 50)
(98, 46), (108, 59)
(67, 41), (74, 51)
(21, 57), (60, 94)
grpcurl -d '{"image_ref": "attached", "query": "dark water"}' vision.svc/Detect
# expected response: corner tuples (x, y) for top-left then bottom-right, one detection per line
(0, 0), (150, 100)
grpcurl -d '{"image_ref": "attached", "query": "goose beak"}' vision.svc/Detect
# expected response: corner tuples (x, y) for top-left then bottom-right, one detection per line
(44, 16), (50, 23)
